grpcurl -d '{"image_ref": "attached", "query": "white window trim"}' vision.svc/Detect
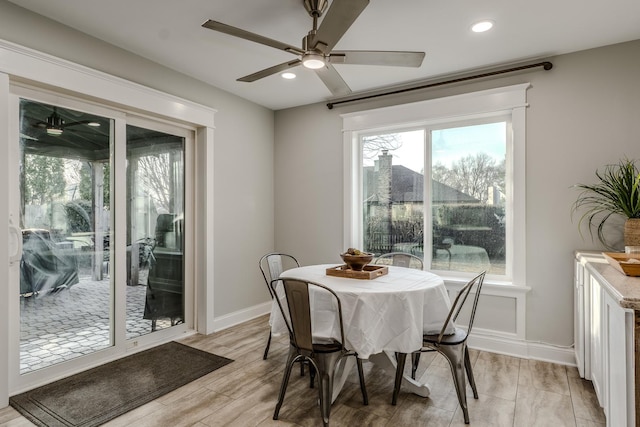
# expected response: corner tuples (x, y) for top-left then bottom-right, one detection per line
(341, 83), (530, 287)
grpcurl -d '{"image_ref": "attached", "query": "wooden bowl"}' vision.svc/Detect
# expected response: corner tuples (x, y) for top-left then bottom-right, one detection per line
(340, 253), (374, 271)
(603, 252), (640, 276)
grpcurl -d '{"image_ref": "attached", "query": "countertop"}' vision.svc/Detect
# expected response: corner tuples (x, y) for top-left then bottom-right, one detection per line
(577, 250), (640, 310)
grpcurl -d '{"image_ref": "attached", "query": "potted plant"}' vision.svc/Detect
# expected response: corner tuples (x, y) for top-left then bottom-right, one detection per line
(572, 158), (640, 249)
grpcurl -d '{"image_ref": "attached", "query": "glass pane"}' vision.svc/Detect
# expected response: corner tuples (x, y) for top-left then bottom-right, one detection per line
(362, 130), (425, 262)
(18, 99), (113, 373)
(431, 122), (506, 274)
(126, 125), (185, 338)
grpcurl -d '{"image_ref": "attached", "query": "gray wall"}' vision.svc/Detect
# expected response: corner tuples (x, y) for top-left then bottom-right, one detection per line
(274, 39), (640, 346)
(0, 1), (276, 318)
(3, 0), (640, 347)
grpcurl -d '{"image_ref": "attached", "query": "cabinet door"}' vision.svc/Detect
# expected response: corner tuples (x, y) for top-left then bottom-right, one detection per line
(589, 276), (605, 407)
(574, 259), (588, 378)
(604, 291), (635, 427)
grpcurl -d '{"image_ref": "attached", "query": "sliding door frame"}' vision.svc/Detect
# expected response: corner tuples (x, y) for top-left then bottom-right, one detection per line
(0, 39), (216, 401)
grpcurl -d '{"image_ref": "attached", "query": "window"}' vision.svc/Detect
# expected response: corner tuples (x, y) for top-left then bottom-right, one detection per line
(343, 84), (528, 283)
(362, 119), (507, 275)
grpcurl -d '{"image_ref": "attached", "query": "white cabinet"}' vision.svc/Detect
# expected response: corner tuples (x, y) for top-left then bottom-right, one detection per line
(589, 274), (605, 403)
(574, 252), (636, 427)
(574, 255), (590, 379)
(604, 289), (634, 427)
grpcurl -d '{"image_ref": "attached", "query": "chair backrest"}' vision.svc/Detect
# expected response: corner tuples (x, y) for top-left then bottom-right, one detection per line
(437, 271), (486, 342)
(373, 252), (424, 270)
(270, 278), (345, 355)
(259, 253), (300, 298)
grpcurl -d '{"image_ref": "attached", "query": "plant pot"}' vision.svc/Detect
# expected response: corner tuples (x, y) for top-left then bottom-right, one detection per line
(624, 218), (640, 246)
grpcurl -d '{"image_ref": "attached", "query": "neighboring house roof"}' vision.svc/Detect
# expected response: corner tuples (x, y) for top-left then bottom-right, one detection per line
(364, 165), (478, 204)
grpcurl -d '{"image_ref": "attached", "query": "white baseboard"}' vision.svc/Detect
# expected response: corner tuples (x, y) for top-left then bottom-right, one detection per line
(211, 301), (272, 332)
(211, 305), (576, 366)
(468, 332), (576, 366)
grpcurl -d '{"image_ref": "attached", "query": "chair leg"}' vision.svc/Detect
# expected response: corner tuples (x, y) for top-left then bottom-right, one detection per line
(273, 348), (300, 420)
(411, 351), (421, 379)
(464, 346), (478, 399)
(315, 352), (343, 427)
(309, 362), (316, 388)
(356, 356), (369, 405)
(392, 352), (407, 405)
(440, 345), (470, 424)
(263, 330), (272, 360)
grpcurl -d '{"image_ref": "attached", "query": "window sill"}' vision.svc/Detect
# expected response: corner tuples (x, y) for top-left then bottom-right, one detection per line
(440, 275), (530, 297)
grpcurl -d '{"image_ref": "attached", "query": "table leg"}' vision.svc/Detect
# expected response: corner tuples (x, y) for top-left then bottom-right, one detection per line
(369, 352), (431, 397)
(329, 351), (431, 403)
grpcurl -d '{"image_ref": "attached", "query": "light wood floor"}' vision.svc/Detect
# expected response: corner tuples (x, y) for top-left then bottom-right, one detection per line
(0, 315), (605, 427)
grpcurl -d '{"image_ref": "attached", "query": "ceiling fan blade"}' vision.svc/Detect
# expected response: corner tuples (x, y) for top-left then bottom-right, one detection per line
(311, 0), (369, 54)
(237, 59), (302, 82)
(329, 50), (425, 67)
(63, 120), (98, 128)
(314, 63), (352, 96)
(202, 20), (304, 55)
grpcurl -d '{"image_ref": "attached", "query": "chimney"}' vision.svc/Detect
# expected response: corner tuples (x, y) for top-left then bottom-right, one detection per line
(377, 150), (392, 205)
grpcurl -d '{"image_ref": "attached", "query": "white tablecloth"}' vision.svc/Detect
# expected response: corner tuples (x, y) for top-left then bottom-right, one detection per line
(270, 264), (453, 359)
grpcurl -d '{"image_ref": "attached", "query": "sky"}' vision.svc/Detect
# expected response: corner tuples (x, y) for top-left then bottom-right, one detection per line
(364, 121), (507, 174)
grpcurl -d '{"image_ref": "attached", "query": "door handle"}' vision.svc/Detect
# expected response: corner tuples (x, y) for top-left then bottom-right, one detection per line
(9, 216), (22, 265)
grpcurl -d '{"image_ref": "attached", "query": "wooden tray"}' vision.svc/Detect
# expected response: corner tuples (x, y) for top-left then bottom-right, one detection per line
(603, 252), (640, 276)
(326, 264), (388, 280)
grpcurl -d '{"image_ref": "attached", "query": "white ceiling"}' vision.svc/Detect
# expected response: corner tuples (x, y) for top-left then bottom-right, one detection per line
(8, 0), (640, 110)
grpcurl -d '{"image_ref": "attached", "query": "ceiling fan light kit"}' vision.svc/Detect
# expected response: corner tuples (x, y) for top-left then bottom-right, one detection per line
(46, 127), (64, 136)
(202, 0), (425, 96)
(45, 108), (65, 136)
(302, 53), (325, 69)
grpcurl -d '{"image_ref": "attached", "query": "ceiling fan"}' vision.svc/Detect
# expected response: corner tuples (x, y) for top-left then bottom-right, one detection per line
(34, 107), (101, 136)
(202, 0), (425, 96)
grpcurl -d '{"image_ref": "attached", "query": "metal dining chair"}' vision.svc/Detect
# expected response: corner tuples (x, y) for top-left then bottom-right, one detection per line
(259, 253), (300, 359)
(373, 251), (424, 270)
(392, 271), (486, 424)
(373, 251), (426, 379)
(270, 277), (368, 427)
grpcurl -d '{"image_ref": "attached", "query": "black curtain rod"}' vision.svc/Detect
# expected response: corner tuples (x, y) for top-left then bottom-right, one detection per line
(326, 61), (553, 110)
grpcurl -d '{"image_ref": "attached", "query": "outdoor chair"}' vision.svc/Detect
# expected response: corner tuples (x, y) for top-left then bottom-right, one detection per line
(259, 252), (300, 359)
(271, 277), (368, 426)
(373, 252), (424, 270)
(433, 232), (452, 268)
(392, 271), (486, 424)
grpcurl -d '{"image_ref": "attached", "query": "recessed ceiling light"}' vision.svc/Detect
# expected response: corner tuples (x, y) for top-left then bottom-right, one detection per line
(471, 20), (494, 33)
(281, 72), (296, 80)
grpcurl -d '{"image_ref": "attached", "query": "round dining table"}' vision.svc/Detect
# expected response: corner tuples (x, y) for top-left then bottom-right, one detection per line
(269, 263), (453, 400)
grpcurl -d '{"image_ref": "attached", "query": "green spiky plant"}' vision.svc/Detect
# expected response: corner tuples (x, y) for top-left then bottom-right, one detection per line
(572, 158), (640, 248)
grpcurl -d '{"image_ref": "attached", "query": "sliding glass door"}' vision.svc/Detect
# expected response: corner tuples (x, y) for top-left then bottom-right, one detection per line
(17, 98), (114, 374)
(125, 123), (186, 338)
(10, 89), (193, 388)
